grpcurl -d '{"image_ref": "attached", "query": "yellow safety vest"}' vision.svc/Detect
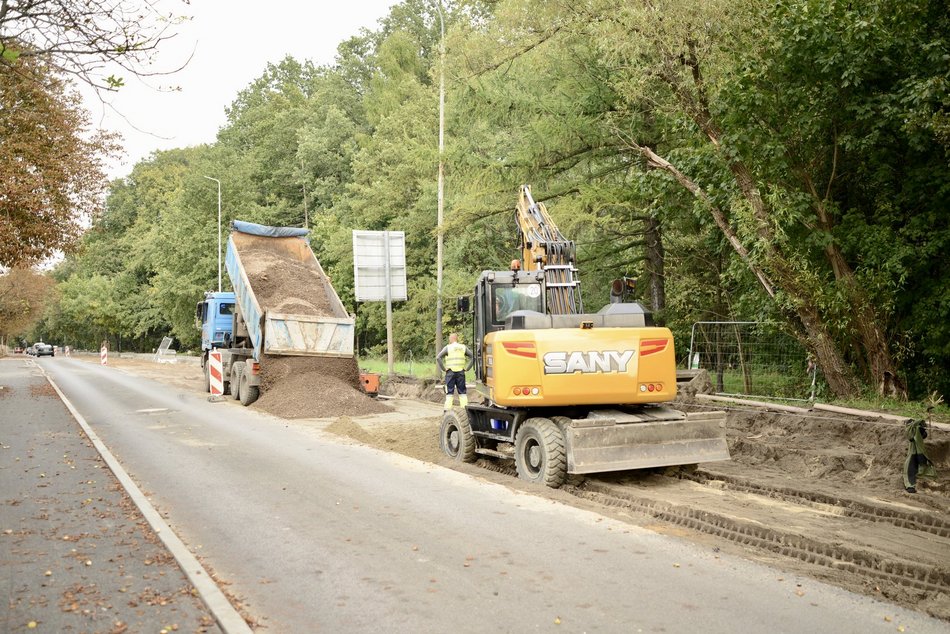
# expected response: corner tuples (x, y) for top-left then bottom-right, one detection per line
(445, 342), (467, 372)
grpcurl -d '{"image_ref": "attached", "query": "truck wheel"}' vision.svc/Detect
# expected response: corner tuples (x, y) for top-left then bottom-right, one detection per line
(239, 368), (259, 406)
(231, 362), (245, 401)
(514, 417), (566, 488)
(440, 409), (476, 463)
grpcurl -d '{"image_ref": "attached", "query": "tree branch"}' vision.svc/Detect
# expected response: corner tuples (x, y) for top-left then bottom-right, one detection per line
(614, 128), (776, 298)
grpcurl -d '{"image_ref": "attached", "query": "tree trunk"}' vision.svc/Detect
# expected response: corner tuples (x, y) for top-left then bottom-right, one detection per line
(643, 216), (666, 311)
(793, 300), (861, 397)
(809, 186), (907, 398)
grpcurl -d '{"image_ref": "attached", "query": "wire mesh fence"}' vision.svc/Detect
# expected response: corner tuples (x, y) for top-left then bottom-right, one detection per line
(686, 321), (817, 401)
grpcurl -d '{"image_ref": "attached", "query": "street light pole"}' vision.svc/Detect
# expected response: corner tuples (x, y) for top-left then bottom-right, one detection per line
(434, 0), (446, 356)
(203, 176), (222, 292)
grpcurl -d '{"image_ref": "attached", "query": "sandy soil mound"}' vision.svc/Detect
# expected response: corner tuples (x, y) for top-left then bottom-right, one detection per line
(253, 355), (391, 419)
(238, 238), (390, 419)
(721, 409), (950, 491)
(379, 375), (451, 403)
(241, 242), (334, 316)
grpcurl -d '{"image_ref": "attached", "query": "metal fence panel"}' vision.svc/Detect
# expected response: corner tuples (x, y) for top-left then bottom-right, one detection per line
(686, 321), (816, 400)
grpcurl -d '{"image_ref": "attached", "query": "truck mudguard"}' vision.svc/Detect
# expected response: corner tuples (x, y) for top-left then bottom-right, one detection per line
(231, 220), (309, 239)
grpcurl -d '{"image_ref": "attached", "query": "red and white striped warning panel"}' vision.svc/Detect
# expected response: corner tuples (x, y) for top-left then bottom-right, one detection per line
(100, 346), (108, 365)
(209, 351), (224, 396)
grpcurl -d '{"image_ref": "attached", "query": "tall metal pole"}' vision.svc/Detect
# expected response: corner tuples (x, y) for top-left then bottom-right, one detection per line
(203, 176), (222, 292)
(384, 231), (395, 377)
(435, 0), (446, 356)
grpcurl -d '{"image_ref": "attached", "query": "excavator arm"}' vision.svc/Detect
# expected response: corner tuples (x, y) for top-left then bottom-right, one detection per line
(516, 185), (583, 315)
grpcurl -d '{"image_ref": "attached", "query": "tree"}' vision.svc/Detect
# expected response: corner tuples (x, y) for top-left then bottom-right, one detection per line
(569, 0), (949, 397)
(0, 0), (187, 91)
(0, 54), (118, 267)
(0, 268), (55, 348)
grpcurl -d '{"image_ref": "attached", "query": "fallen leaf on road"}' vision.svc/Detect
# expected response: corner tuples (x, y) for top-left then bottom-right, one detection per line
(554, 616), (561, 625)
(795, 590), (805, 597)
(673, 563), (680, 568)
(27, 621), (37, 629)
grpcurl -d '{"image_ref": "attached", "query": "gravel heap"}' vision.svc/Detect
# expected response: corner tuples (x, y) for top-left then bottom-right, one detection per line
(254, 355), (390, 419)
(241, 242), (335, 316)
(238, 238), (390, 418)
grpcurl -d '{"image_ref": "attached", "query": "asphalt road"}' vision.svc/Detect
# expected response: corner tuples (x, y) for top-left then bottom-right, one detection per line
(36, 356), (946, 632)
(0, 358), (220, 633)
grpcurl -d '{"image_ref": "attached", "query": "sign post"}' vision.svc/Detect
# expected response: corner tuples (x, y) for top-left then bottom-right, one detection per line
(352, 230), (407, 376)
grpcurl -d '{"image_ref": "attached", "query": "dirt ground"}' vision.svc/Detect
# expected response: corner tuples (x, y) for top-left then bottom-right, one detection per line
(74, 356), (950, 621)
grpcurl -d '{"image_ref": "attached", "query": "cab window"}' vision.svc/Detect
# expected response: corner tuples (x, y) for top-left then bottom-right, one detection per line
(493, 285), (543, 323)
(219, 303), (234, 316)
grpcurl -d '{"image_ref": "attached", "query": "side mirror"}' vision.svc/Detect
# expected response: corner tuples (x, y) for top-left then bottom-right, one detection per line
(456, 296), (470, 313)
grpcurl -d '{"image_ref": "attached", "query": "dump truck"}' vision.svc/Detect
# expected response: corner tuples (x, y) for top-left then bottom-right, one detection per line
(440, 186), (730, 487)
(195, 220), (354, 405)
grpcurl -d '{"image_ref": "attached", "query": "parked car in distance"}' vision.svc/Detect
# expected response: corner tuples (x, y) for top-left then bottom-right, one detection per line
(33, 342), (54, 357)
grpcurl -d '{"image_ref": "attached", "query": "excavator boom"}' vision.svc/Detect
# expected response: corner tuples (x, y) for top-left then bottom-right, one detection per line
(516, 185), (583, 315)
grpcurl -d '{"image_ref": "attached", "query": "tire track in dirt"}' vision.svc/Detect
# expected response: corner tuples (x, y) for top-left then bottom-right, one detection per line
(679, 469), (950, 537)
(566, 478), (950, 594)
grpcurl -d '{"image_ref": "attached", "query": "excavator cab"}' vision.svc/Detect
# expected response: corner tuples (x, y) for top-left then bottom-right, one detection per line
(469, 268), (546, 383)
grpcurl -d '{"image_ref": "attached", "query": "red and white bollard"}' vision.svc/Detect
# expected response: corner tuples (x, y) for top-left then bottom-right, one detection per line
(100, 346), (108, 365)
(64, 346), (71, 357)
(208, 350), (224, 396)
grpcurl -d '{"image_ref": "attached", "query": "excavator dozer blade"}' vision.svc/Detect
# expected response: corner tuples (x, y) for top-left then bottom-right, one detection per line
(564, 409), (730, 475)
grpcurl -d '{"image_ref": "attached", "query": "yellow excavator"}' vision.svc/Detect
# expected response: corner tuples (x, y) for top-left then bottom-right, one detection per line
(440, 185), (730, 487)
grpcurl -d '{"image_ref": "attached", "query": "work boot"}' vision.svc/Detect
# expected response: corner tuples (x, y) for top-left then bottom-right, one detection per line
(459, 394), (468, 408)
(444, 394), (454, 409)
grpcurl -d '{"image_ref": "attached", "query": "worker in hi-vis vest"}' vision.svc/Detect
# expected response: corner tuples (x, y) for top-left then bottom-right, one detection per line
(436, 332), (474, 409)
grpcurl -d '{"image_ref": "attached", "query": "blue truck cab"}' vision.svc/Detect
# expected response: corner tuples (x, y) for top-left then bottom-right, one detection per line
(196, 291), (236, 353)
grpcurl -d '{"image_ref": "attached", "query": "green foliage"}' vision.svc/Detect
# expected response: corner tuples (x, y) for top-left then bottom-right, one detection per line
(43, 0), (949, 400)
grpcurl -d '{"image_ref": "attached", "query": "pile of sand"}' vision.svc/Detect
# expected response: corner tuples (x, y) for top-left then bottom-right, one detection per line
(242, 243), (335, 317)
(253, 355), (391, 419)
(238, 239), (391, 418)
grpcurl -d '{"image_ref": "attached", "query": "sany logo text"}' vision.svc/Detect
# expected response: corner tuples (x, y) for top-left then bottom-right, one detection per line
(542, 350), (634, 375)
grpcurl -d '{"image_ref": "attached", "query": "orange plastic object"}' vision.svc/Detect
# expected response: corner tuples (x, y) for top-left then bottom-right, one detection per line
(359, 372), (380, 394)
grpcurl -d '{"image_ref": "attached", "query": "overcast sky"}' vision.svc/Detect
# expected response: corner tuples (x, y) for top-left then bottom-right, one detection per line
(83, 0), (397, 179)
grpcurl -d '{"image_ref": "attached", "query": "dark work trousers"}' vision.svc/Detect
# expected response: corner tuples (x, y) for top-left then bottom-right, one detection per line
(445, 370), (467, 395)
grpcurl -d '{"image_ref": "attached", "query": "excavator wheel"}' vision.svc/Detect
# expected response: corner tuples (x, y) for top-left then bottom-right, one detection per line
(515, 417), (567, 488)
(440, 409), (476, 463)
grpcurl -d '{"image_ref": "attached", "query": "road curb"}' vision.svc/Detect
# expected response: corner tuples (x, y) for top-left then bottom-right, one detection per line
(38, 362), (253, 634)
